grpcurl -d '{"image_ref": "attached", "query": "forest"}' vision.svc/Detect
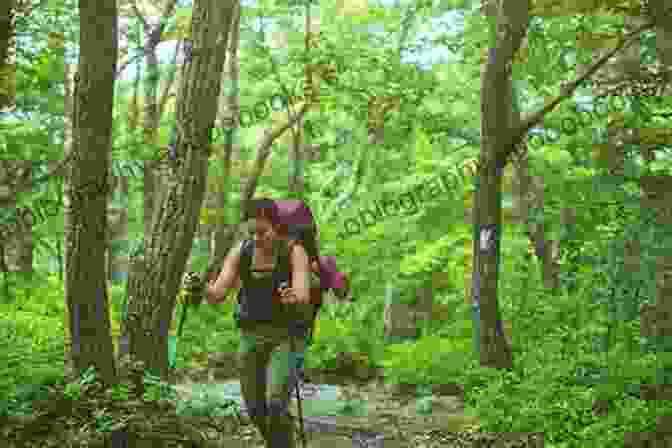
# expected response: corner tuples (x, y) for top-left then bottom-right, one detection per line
(1, 0), (671, 446)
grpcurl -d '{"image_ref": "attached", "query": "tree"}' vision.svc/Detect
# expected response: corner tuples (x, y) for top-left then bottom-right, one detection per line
(474, 0), (656, 369)
(65, 0), (118, 386)
(204, 0), (240, 275)
(0, 0), (16, 110)
(645, 0), (672, 69)
(123, 0), (238, 380)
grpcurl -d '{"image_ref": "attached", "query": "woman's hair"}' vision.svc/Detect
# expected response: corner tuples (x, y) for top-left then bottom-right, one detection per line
(244, 198), (279, 224)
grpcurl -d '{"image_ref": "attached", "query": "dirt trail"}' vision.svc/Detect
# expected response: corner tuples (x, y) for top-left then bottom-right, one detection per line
(171, 372), (480, 447)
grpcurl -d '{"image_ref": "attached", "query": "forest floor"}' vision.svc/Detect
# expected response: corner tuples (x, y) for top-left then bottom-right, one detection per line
(164, 351), (542, 448)
(2, 352), (543, 448)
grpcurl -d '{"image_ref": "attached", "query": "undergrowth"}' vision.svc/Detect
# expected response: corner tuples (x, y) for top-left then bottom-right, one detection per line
(1, 263), (669, 447)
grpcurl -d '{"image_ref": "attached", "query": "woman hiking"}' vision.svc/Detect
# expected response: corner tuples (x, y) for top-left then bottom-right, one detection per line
(205, 198), (316, 448)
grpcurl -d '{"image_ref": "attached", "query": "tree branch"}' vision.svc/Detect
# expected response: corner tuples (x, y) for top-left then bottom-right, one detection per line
(241, 102), (309, 204)
(509, 21), (656, 153)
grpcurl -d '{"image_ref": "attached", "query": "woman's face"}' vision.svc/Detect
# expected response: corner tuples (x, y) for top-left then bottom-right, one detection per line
(253, 217), (276, 248)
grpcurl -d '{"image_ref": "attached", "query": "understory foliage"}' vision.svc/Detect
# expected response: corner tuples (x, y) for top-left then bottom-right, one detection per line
(3, 207), (672, 446)
(3, 0), (672, 447)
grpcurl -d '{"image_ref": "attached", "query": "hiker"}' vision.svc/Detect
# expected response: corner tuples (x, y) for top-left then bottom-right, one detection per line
(206, 198), (317, 448)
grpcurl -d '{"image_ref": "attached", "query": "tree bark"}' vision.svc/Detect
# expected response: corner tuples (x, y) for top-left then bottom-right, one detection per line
(646, 0), (672, 69)
(107, 175), (129, 282)
(206, 1), (240, 278)
(63, 61), (74, 361)
(0, 0), (15, 110)
(65, 0), (118, 386)
(124, 0), (237, 380)
(512, 150), (560, 292)
(472, 0), (530, 369)
(5, 212), (34, 278)
(288, 4), (313, 198)
(0, 0), (13, 69)
(639, 174), (672, 348)
(0, 161), (34, 280)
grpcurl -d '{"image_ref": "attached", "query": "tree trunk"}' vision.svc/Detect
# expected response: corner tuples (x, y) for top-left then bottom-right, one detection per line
(207, 0), (240, 278)
(472, 0), (530, 370)
(289, 119), (304, 196)
(63, 61), (74, 364)
(0, 0), (13, 68)
(142, 42), (162, 237)
(136, 0), (179, 237)
(646, 0), (672, 69)
(639, 174), (672, 348)
(472, 1), (653, 370)
(65, 0), (118, 386)
(512, 150), (561, 292)
(0, 161), (34, 280)
(0, 0), (15, 110)
(288, 4), (313, 198)
(4, 214), (33, 277)
(124, 0), (237, 380)
(108, 175), (129, 282)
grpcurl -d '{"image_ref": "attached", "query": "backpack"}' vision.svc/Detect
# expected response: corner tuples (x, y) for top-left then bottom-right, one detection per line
(271, 200), (349, 304)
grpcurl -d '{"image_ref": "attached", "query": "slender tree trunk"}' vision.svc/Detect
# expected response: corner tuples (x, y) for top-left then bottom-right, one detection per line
(142, 42), (162, 233)
(62, 61), (75, 367)
(5, 216), (33, 278)
(472, 0), (530, 369)
(640, 174), (672, 347)
(0, 161), (34, 280)
(646, 0), (672, 69)
(0, 0), (13, 68)
(289, 120), (304, 196)
(0, 0), (16, 110)
(125, 0), (237, 380)
(116, 43), (143, 360)
(512, 150), (560, 292)
(65, 0), (118, 386)
(135, 0), (179, 237)
(108, 175), (129, 282)
(288, 4), (313, 198)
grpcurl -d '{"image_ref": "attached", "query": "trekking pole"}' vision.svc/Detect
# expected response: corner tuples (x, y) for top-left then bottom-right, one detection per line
(290, 335), (307, 448)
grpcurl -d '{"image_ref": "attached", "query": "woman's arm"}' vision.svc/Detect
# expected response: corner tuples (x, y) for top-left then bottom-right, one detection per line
(287, 243), (311, 304)
(206, 242), (243, 304)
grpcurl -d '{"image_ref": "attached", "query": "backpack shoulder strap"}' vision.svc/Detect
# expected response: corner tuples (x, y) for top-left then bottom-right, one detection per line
(239, 239), (254, 284)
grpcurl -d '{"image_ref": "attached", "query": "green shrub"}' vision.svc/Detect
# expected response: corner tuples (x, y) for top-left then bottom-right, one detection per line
(380, 335), (472, 386)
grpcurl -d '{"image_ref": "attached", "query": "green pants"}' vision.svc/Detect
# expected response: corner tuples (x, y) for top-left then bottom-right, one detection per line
(238, 323), (307, 448)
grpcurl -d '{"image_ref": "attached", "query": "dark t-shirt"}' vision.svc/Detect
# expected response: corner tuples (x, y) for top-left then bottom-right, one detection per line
(236, 239), (317, 336)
